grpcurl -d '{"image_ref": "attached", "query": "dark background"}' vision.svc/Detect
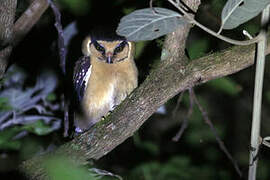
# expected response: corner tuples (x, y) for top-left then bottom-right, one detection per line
(1, 0), (270, 179)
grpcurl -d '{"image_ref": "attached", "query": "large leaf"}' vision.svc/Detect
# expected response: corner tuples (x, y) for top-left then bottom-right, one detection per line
(219, 0), (270, 31)
(117, 7), (186, 41)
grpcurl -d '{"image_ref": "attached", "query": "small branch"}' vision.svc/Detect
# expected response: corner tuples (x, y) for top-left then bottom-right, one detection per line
(191, 89), (242, 177)
(172, 89), (192, 141)
(167, 0), (261, 46)
(248, 5), (270, 180)
(47, 0), (68, 136)
(149, 0), (158, 14)
(172, 91), (184, 118)
(0, 115), (61, 130)
(89, 168), (123, 180)
(47, 0), (66, 75)
(243, 30), (253, 40)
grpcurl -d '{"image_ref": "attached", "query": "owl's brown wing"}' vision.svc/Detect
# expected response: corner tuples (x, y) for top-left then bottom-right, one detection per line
(73, 56), (91, 101)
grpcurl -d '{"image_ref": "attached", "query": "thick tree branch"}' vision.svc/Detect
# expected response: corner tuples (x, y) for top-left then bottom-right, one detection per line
(0, 0), (17, 45)
(12, 0), (49, 45)
(0, 0), (17, 77)
(0, 0), (49, 78)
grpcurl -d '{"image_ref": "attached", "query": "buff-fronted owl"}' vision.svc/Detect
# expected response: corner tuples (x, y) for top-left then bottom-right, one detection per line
(73, 32), (138, 132)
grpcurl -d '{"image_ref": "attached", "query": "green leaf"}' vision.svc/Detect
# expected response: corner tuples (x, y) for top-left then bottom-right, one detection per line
(117, 8), (186, 41)
(22, 120), (55, 136)
(44, 156), (97, 180)
(46, 93), (56, 102)
(219, 0), (270, 31)
(0, 97), (12, 111)
(0, 127), (22, 150)
(207, 77), (242, 96)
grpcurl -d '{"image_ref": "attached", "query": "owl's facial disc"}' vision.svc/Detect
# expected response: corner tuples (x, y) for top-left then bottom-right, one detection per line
(90, 40), (129, 64)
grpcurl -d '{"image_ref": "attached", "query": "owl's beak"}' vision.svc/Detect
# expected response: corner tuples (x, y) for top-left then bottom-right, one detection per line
(106, 52), (113, 64)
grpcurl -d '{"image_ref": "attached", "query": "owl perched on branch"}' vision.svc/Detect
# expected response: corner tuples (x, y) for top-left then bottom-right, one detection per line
(73, 32), (138, 132)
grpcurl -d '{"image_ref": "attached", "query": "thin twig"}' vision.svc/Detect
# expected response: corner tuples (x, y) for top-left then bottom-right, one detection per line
(174, 0), (189, 12)
(0, 115), (61, 130)
(47, 0), (69, 137)
(47, 0), (66, 74)
(89, 168), (123, 180)
(191, 89), (242, 177)
(63, 101), (69, 137)
(149, 0), (158, 14)
(167, 0), (261, 46)
(172, 89), (193, 141)
(172, 91), (185, 118)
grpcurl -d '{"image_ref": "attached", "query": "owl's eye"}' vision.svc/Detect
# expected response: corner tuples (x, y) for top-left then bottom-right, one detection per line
(93, 41), (105, 54)
(114, 41), (127, 55)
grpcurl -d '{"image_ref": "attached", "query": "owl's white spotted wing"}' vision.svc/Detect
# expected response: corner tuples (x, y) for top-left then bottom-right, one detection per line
(73, 56), (91, 101)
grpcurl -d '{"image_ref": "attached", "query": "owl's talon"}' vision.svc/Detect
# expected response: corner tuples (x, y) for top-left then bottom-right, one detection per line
(75, 127), (83, 133)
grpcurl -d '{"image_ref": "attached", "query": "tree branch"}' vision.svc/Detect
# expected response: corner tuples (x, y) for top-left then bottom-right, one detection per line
(0, 0), (17, 77)
(12, 0), (49, 45)
(0, 0), (49, 78)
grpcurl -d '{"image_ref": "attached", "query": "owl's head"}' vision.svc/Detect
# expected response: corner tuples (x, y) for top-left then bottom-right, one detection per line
(82, 33), (134, 64)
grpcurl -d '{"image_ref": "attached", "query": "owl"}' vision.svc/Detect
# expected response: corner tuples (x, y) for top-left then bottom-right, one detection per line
(73, 33), (138, 132)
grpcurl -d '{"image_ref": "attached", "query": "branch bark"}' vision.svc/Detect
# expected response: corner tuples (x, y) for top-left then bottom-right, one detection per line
(0, 0), (17, 77)
(0, 0), (49, 78)
(12, 0), (49, 46)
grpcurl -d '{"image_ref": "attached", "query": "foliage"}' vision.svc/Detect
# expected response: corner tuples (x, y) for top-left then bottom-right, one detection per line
(117, 0), (269, 41)
(127, 156), (231, 180)
(0, 65), (61, 150)
(219, 0), (270, 31)
(117, 8), (186, 41)
(44, 156), (97, 180)
(44, 155), (124, 180)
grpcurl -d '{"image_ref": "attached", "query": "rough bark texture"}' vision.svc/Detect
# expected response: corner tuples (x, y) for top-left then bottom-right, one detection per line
(0, 0), (49, 78)
(0, 0), (17, 44)
(0, 0), (17, 77)
(12, 0), (49, 45)
(17, 0), (262, 179)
